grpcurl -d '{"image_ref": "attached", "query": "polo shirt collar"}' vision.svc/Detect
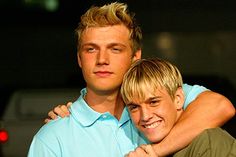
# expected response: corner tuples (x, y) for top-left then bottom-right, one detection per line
(119, 106), (131, 127)
(70, 88), (100, 126)
(71, 88), (131, 127)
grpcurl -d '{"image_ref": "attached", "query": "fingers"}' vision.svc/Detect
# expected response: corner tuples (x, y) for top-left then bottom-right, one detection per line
(48, 110), (58, 119)
(125, 147), (149, 157)
(139, 145), (157, 157)
(125, 145), (158, 157)
(44, 102), (72, 124)
(66, 102), (73, 108)
(58, 105), (70, 117)
(125, 150), (139, 157)
(44, 110), (58, 124)
(53, 104), (70, 118)
(44, 118), (51, 124)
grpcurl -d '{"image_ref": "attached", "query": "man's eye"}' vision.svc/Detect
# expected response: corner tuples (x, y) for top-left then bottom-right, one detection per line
(111, 47), (122, 53)
(128, 104), (138, 111)
(86, 47), (96, 53)
(150, 100), (159, 106)
(150, 100), (157, 104)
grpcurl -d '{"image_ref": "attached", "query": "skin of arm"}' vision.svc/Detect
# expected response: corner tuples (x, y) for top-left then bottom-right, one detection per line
(152, 91), (235, 157)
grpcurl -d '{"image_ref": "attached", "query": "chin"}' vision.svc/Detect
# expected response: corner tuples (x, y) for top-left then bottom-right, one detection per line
(92, 84), (119, 92)
(148, 137), (163, 143)
(146, 133), (166, 143)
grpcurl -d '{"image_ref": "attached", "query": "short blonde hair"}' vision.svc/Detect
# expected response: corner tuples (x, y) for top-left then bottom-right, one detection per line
(121, 58), (183, 104)
(75, 2), (142, 54)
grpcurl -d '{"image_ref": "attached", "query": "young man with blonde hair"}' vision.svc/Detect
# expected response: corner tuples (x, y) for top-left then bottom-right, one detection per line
(121, 58), (236, 157)
(28, 2), (235, 157)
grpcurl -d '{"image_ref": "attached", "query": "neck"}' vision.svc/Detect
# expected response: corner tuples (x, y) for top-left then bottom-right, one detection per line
(84, 88), (125, 120)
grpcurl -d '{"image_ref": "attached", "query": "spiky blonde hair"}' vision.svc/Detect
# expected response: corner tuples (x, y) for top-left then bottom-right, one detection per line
(75, 2), (142, 54)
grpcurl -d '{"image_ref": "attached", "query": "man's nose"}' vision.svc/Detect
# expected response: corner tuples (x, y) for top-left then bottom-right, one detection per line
(96, 49), (109, 65)
(141, 107), (152, 122)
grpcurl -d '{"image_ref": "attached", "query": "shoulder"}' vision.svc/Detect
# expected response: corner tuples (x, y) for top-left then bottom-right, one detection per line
(28, 118), (73, 156)
(182, 83), (209, 109)
(35, 116), (74, 140)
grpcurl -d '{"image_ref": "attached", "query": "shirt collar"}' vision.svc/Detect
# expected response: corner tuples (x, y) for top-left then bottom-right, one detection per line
(71, 88), (131, 127)
(119, 107), (131, 127)
(70, 88), (101, 126)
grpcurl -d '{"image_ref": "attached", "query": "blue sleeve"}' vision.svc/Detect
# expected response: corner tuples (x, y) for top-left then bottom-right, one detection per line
(182, 84), (209, 110)
(28, 136), (57, 157)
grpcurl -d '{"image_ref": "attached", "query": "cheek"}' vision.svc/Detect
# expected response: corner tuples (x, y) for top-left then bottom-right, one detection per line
(115, 59), (132, 73)
(130, 112), (140, 125)
(163, 106), (177, 124)
(80, 55), (94, 67)
(79, 57), (94, 77)
(113, 53), (132, 64)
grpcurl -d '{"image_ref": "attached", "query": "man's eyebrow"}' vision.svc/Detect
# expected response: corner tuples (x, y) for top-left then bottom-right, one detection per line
(144, 96), (161, 103)
(81, 43), (97, 47)
(126, 96), (161, 106)
(81, 43), (127, 48)
(126, 102), (138, 106)
(107, 43), (127, 47)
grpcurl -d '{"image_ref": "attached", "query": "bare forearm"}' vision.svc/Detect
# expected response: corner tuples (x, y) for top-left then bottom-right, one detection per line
(152, 91), (235, 156)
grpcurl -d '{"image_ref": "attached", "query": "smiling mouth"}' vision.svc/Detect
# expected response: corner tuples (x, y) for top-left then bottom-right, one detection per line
(143, 121), (161, 129)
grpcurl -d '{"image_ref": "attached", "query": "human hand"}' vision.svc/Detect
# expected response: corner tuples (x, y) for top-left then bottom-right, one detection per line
(44, 102), (72, 123)
(125, 144), (158, 157)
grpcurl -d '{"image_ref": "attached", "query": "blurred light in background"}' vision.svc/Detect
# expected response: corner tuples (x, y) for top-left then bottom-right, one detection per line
(0, 130), (8, 143)
(155, 32), (177, 62)
(23, 0), (59, 12)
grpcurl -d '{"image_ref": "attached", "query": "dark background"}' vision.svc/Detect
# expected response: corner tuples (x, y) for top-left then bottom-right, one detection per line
(0, 0), (235, 134)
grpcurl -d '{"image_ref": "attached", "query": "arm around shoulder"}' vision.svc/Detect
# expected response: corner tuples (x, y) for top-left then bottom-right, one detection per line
(151, 91), (235, 157)
(192, 91), (235, 126)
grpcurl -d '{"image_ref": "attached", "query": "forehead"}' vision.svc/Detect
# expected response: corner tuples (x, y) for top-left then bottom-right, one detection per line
(131, 87), (168, 104)
(81, 25), (130, 43)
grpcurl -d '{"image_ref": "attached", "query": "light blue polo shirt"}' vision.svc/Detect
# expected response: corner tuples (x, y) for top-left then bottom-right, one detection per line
(182, 84), (208, 109)
(28, 84), (207, 157)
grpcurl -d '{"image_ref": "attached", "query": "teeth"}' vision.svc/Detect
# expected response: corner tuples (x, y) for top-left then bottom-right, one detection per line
(144, 122), (159, 129)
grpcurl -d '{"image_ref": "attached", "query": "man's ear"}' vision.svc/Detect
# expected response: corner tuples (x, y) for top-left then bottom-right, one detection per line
(77, 52), (82, 68)
(174, 87), (185, 110)
(132, 49), (142, 62)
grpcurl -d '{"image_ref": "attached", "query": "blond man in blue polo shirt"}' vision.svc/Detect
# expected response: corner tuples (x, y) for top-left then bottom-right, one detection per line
(121, 58), (236, 157)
